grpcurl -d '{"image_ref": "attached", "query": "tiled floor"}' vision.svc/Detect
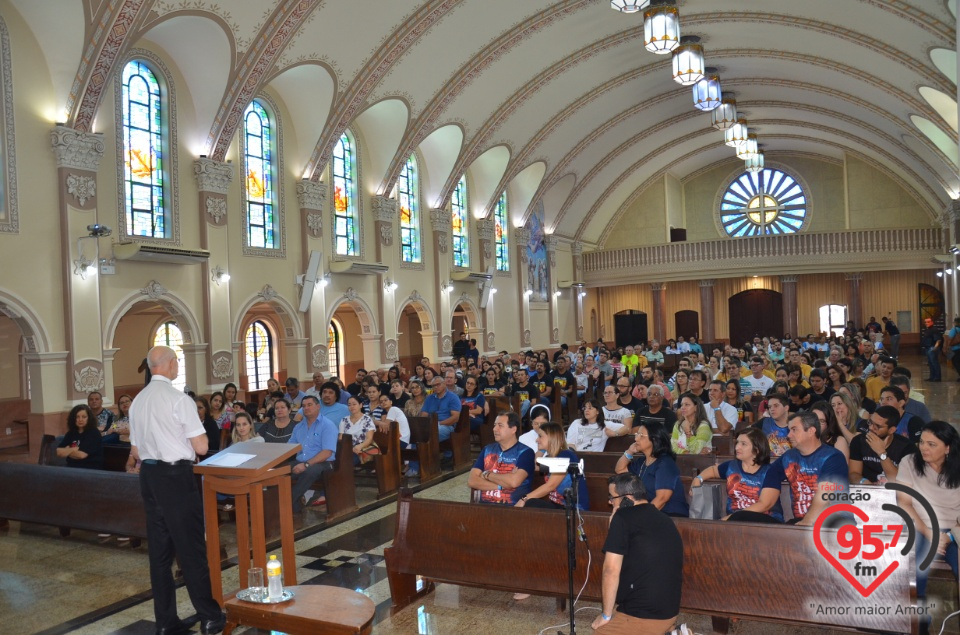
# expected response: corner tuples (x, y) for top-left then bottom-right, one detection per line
(2, 356), (958, 634)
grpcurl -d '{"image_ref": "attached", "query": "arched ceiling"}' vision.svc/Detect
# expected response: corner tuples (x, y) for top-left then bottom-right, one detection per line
(12, 0), (958, 248)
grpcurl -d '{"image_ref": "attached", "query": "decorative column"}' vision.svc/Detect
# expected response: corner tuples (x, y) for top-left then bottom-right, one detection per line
(477, 219), (495, 272)
(297, 180), (330, 373)
(372, 195), (398, 365)
(194, 158), (234, 391)
(651, 283), (666, 344)
(430, 209), (454, 359)
(50, 125), (106, 404)
(571, 242), (585, 341)
(780, 275), (799, 338)
(698, 279), (716, 343)
(545, 235), (560, 345)
(845, 272), (864, 328)
(515, 227), (532, 349)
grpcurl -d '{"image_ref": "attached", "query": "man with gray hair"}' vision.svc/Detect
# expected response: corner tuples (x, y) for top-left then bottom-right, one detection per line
(636, 384), (677, 429)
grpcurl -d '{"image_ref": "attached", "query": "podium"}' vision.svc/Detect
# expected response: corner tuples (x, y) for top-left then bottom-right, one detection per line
(195, 441), (300, 605)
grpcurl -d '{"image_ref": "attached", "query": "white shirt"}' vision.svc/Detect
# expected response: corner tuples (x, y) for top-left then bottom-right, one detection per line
(602, 405), (633, 432)
(519, 429), (539, 453)
(743, 374), (775, 396)
(383, 406), (411, 445)
(129, 375), (205, 462)
(565, 420), (608, 453)
(705, 401), (738, 430)
(677, 342), (691, 353)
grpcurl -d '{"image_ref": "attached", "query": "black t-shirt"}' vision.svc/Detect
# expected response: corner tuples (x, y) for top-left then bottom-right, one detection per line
(391, 392), (410, 409)
(506, 381), (540, 403)
(885, 321), (900, 336)
(346, 382), (364, 397)
(849, 433), (915, 483)
(808, 386), (835, 404)
(549, 370), (577, 395)
(636, 406), (678, 429)
(602, 503), (683, 619)
(57, 428), (104, 469)
(619, 396), (645, 414)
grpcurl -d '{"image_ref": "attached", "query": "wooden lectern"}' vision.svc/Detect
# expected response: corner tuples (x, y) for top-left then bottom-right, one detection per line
(195, 441), (300, 605)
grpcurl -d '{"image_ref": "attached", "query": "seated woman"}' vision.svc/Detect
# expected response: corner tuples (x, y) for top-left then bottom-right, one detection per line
(519, 404), (551, 452)
(565, 399), (608, 453)
(260, 398), (295, 443)
(830, 391), (866, 444)
(339, 396), (378, 466)
(209, 391), (231, 430)
(231, 412), (264, 445)
(841, 380), (875, 419)
(724, 380), (755, 428)
(195, 396), (221, 459)
(114, 394), (133, 444)
(671, 394), (713, 455)
(691, 427), (784, 523)
(573, 362), (588, 399)
(223, 382), (241, 410)
(515, 422), (589, 511)
(670, 370), (690, 406)
(896, 421), (959, 623)
(811, 401), (849, 461)
(403, 380), (427, 417)
(56, 404), (104, 469)
(615, 420), (689, 517)
(826, 365), (847, 392)
(460, 376), (486, 433)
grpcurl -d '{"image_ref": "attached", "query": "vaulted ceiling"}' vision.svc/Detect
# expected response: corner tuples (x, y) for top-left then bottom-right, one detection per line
(12, 0), (958, 247)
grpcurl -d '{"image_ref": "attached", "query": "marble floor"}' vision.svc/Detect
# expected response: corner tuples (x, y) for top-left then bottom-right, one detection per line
(2, 355), (958, 635)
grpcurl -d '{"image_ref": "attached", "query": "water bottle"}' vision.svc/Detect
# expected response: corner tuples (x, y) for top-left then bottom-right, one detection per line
(266, 555), (283, 600)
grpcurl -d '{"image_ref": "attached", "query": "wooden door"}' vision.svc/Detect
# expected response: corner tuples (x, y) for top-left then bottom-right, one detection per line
(675, 310), (699, 340)
(728, 290), (783, 347)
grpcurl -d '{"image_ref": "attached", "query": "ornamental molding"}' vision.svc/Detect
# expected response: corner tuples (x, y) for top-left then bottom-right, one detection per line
(514, 227), (531, 243)
(210, 351), (234, 380)
(577, 325), (584, 340)
(429, 208), (451, 233)
(379, 223), (394, 246)
(780, 275), (799, 284)
(371, 195), (398, 222)
(73, 364), (105, 393)
(570, 241), (584, 257)
(50, 125), (104, 171)
(698, 279), (716, 288)
(0, 17), (19, 233)
(343, 287), (359, 302)
(845, 272), (864, 281)
(306, 213), (323, 236)
(523, 329), (531, 346)
(486, 332), (495, 350)
(257, 284), (279, 302)
(0, 304), (19, 319)
(66, 174), (96, 206)
(476, 219), (495, 242)
(440, 335), (452, 354)
(312, 345), (328, 371)
(140, 280), (167, 300)
(551, 327), (560, 343)
(297, 179), (326, 211)
(193, 157), (234, 194)
(408, 290), (424, 304)
(205, 196), (227, 224)
(437, 232), (449, 254)
(650, 282), (665, 291)
(384, 338), (398, 362)
(544, 235), (559, 251)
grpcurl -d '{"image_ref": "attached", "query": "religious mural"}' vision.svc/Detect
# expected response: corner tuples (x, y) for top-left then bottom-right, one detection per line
(526, 202), (549, 302)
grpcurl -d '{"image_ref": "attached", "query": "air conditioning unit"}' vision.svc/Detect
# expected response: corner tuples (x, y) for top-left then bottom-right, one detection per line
(557, 280), (585, 289)
(329, 260), (389, 275)
(451, 270), (493, 283)
(113, 242), (210, 264)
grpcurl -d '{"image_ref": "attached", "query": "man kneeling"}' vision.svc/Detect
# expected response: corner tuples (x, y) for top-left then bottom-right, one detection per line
(593, 473), (683, 634)
(467, 411), (534, 504)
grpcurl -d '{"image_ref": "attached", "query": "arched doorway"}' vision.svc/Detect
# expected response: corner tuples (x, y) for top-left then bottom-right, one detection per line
(614, 310), (647, 348)
(238, 305), (285, 391)
(450, 294), (483, 357)
(675, 310), (699, 340)
(728, 290), (783, 347)
(112, 301), (191, 399)
(0, 292), (50, 454)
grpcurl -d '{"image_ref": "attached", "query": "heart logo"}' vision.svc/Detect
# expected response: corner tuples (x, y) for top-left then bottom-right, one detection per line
(813, 504), (900, 598)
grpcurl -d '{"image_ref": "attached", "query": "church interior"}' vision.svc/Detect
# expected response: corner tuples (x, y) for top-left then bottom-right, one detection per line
(0, 0), (959, 633)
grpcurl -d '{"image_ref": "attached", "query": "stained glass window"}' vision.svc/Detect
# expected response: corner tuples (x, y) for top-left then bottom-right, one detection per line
(720, 168), (807, 237)
(153, 321), (185, 391)
(333, 131), (358, 256)
(328, 321), (342, 379)
(243, 100), (275, 249)
(494, 191), (509, 272)
(244, 320), (273, 391)
(451, 175), (469, 268)
(122, 60), (165, 238)
(398, 155), (420, 263)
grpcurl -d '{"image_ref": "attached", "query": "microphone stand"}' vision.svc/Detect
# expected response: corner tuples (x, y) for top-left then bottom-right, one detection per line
(559, 464), (582, 635)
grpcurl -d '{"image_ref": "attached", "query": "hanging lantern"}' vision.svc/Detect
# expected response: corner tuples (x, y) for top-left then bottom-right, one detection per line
(711, 93), (737, 130)
(611, 0), (650, 13)
(692, 68), (721, 111)
(745, 149), (764, 173)
(671, 35), (704, 86)
(724, 118), (749, 147)
(737, 134), (759, 160)
(643, 0), (680, 54)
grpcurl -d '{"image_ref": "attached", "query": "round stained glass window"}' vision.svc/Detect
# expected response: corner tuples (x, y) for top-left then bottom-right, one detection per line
(720, 168), (807, 237)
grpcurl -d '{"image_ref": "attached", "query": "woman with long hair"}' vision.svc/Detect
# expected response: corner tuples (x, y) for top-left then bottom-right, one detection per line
(670, 369), (690, 404)
(461, 375), (486, 432)
(56, 404), (104, 469)
(691, 427), (783, 523)
(826, 365), (847, 392)
(565, 399), (607, 453)
(404, 380), (428, 417)
(195, 396), (221, 456)
(671, 394), (713, 455)
(414, 363), (427, 383)
(260, 398), (295, 444)
(231, 412), (263, 445)
(724, 379), (754, 427)
(707, 356), (722, 381)
(515, 422), (589, 511)
(209, 391), (231, 430)
(340, 396), (378, 466)
(830, 391), (866, 443)
(422, 367), (437, 393)
(810, 401), (849, 461)
(223, 382), (240, 409)
(615, 420), (689, 517)
(115, 394), (133, 444)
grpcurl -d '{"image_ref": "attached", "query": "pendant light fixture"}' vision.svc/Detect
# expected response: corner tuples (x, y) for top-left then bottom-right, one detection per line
(611, 0), (650, 13)
(711, 93), (737, 130)
(671, 35), (705, 86)
(643, 0), (680, 54)
(692, 67), (721, 111)
(737, 133), (759, 160)
(745, 149), (764, 173)
(724, 118), (749, 147)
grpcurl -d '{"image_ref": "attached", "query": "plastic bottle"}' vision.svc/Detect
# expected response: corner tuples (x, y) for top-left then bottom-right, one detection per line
(266, 555), (283, 601)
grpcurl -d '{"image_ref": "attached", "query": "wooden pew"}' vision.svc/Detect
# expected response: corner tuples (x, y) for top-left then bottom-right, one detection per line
(711, 433), (733, 455)
(403, 414), (441, 484)
(319, 435), (358, 520)
(438, 406), (472, 471)
(384, 492), (920, 634)
(372, 420), (402, 499)
(479, 396), (511, 447)
(579, 452), (732, 477)
(603, 435), (633, 453)
(103, 444), (132, 472)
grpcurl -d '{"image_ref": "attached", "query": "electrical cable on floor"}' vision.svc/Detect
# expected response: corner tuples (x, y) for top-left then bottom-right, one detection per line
(937, 610), (960, 635)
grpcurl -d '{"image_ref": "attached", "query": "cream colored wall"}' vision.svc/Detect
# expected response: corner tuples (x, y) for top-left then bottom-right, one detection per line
(604, 177), (665, 249)
(845, 155), (932, 229)
(112, 309), (160, 388)
(0, 315), (21, 398)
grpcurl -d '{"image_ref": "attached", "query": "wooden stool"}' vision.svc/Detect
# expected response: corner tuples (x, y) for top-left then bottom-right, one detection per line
(224, 585), (375, 635)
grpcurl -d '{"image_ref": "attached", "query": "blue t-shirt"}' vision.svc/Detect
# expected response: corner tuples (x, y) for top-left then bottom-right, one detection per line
(717, 459), (784, 522)
(421, 390), (464, 425)
(289, 415), (338, 463)
(764, 444), (848, 520)
(756, 417), (792, 457)
(949, 326), (960, 352)
(461, 393), (486, 426)
(473, 441), (535, 504)
(318, 402), (349, 426)
(628, 455), (689, 516)
(547, 449), (590, 511)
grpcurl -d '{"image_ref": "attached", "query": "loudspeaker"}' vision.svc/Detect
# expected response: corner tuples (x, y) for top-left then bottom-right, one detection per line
(670, 228), (687, 243)
(614, 312), (647, 348)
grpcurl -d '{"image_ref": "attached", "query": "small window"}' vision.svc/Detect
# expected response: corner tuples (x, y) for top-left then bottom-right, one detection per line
(819, 305), (847, 338)
(720, 168), (807, 237)
(153, 321), (186, 391)
(494, 191), (509, 272)
(333, 131), (359, 256)
(243, 100), (276, 249)
(328, 320), (343, 379)
(121, 60), (167, 238)
(244, 320), (273, 391)
(451, 175), (469, 268)
(398, 155), (421, 263)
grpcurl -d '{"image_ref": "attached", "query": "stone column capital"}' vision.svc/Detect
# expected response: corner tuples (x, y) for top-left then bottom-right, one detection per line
(650, 282), (665, 291)
(844, 272), (864, 282)
(476, 219), (495, 242)
(698, 279), (716, 288)
(780, 275), (799, 284)
(544, 235), (559, 252)
(514, 227), (531, 243)
(571, 241), (584, 256)
(50, 125), (105, 171)
(296, 180), (327, 211)
(429, 208), (451, 233)
(193, 157), (234, 194)
(371, 195), (399, 222)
